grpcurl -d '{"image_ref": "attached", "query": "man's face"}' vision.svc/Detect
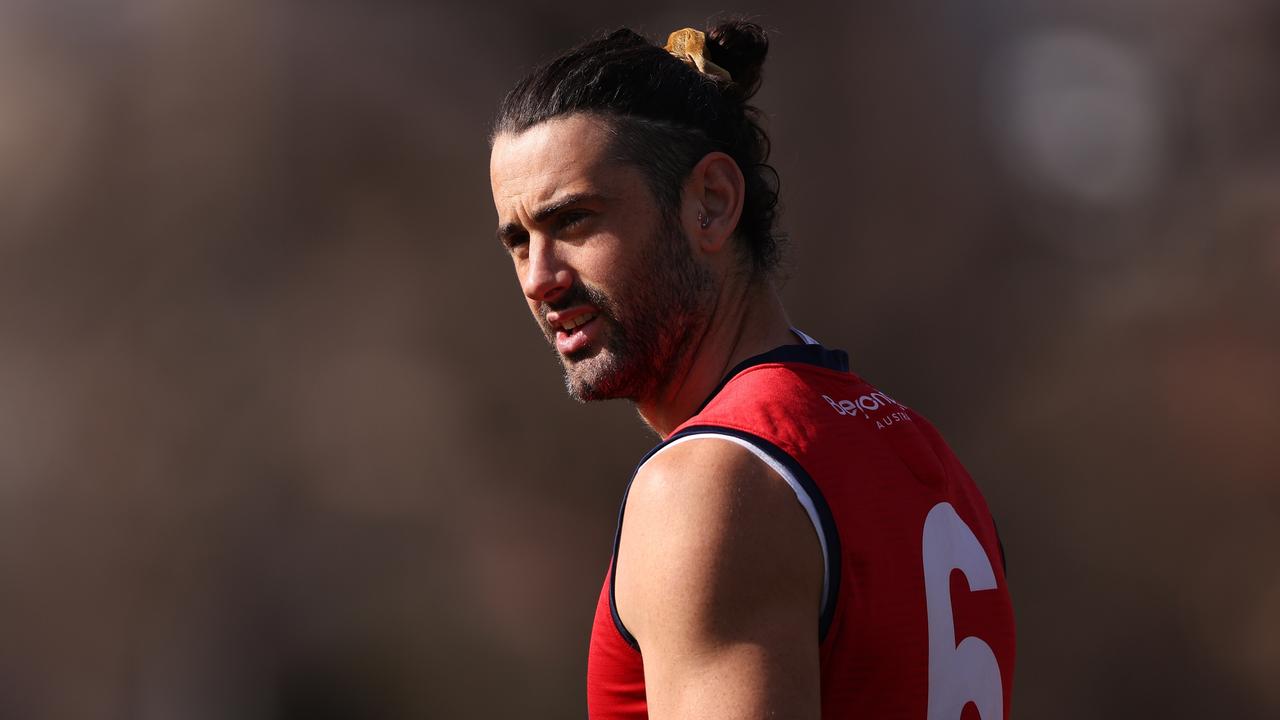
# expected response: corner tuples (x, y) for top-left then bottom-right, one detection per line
(490, 114), (713, 402)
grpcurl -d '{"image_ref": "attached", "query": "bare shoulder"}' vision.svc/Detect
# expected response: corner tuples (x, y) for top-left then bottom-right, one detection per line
(627, 436), (791, 529)
(614, 434), (823, 649)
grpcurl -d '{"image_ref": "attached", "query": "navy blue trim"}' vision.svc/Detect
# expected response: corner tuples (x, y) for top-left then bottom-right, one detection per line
(695, 343), (850, 415)
(608, 425), (843, 649)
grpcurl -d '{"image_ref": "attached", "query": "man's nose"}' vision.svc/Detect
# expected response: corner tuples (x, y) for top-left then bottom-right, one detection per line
(520, 237), (572, 303)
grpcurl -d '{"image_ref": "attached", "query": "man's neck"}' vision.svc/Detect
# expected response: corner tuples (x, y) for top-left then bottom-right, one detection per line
(636, 273), (797, 438)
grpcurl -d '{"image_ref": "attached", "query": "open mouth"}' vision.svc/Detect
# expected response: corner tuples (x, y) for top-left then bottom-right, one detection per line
(551, 310), (600, 355)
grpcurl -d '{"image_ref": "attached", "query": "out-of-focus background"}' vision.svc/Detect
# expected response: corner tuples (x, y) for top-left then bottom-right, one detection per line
(2, 0), (1277, 717)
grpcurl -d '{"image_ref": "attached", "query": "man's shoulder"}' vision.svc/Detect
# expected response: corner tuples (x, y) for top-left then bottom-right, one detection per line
(624, 435), (784, 535)
(618, 429), (829, 570)
(615, 434), (823, 642)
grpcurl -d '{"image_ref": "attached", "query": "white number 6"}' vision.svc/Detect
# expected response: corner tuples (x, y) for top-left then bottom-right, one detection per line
(923, 502), (1004, 720)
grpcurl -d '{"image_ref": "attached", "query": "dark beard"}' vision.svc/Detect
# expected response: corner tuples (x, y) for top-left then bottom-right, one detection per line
(540, 219), (713, 403)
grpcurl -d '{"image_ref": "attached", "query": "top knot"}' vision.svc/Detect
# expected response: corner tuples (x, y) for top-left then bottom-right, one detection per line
(704, 20), (769, 101)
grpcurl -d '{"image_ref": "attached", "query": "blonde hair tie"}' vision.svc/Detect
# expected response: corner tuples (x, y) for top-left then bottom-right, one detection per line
(664, 28), (732, 82)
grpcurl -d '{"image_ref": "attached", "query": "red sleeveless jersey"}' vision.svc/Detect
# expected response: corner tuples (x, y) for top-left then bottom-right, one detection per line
(586, 343), (1015, 718)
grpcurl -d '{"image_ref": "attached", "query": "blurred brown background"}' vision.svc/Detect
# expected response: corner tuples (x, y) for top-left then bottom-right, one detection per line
(2, 0), (1277, 717)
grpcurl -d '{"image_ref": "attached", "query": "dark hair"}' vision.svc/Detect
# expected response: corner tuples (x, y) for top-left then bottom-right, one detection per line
(491, 21), (783, 275)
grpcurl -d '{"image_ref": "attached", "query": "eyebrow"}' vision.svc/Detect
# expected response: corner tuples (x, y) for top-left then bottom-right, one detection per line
(496, 192), (608, 243)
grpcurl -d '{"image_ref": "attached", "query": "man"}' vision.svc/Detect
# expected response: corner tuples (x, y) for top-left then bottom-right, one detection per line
(489, 22), (1015, 719)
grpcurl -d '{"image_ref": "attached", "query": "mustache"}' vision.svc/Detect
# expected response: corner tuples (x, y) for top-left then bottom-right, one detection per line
(541, 281), (612, 316)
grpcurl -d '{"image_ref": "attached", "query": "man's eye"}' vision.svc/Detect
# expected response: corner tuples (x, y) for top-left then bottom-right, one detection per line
(558, 211), (590, 230)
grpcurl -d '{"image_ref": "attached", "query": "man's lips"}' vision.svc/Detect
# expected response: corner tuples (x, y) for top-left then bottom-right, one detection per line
(546, 307), (601, 356)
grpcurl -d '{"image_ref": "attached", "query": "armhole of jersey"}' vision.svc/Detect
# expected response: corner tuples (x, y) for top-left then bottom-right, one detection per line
(608, 427), (842, 650)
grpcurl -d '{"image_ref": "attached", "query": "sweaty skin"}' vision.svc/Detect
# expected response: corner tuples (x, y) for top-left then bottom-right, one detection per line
(492, 113), (824, 719)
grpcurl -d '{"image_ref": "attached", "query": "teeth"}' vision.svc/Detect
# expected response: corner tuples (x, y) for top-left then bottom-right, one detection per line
(561, 312), (596, 331)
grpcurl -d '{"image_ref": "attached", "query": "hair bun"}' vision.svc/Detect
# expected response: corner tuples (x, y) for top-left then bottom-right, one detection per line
(705, 20), (769, 100)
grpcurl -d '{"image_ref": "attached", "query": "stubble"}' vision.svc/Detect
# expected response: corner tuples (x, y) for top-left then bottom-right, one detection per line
(547, 219), (713, 403)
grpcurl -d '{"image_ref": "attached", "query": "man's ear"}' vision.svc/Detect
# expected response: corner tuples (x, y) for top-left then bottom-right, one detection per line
(683, 151), (745, 255)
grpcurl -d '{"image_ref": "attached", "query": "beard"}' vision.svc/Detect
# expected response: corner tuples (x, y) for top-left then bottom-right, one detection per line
(537, 218), (714, 403)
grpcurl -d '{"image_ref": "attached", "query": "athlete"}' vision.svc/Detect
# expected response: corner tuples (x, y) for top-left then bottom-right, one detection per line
(488, 21), (1015, 719)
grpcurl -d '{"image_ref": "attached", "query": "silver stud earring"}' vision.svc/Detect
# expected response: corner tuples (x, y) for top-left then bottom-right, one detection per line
(698, 211), (710, 229)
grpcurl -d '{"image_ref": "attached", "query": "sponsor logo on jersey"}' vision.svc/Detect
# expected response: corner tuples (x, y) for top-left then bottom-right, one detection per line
(822, 390), (912, 429)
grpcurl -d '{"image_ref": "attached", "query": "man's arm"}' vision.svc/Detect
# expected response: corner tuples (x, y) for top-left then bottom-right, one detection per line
(613, 437), (825, 719)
